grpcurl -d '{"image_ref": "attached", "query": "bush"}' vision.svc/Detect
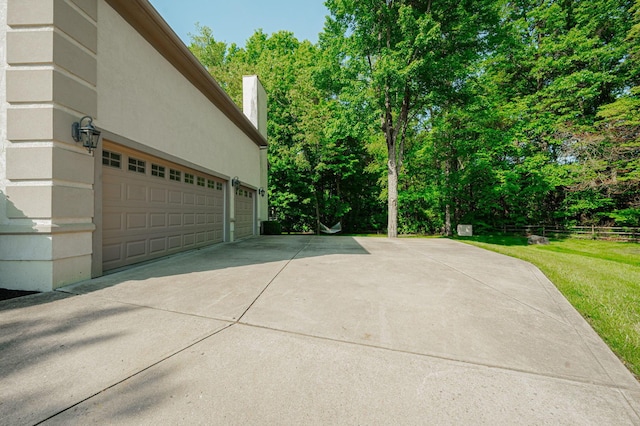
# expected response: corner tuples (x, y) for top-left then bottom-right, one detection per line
(601, 209), (640, 227)
(262, 221), (282, 235)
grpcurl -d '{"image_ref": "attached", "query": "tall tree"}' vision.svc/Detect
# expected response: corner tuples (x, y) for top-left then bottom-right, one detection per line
(588, 0), (640, 225)
(433, 0), (637, 228)
(323, 0), (498, 237)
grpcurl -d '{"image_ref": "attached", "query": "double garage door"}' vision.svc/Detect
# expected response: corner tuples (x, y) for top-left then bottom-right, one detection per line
(101, 142), (226, 271)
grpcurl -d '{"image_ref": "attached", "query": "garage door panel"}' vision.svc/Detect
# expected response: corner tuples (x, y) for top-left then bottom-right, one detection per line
(168, 235), (182, 249)
(168, 213), (182, 226)
(102, 143), (225, 271)
(150, 188), (167, 203)
(126, 240), (146, 256)
(150, 213), (166, 228)
(183, 193), (195, 205)
(149, 237), (167, 254)
(126, 213), (147, 230)
(103, 213), (123, 231)
(103, 182), (122, 201)
(184, 214), (195, 225)
(103, 243), (123, 264)
(126, 184), (147, 202)
(183, 233), (195, 246)
(169, 191), (182, 204)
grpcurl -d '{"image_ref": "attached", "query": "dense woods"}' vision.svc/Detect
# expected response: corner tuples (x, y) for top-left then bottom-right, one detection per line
(189, 0), (640, 236)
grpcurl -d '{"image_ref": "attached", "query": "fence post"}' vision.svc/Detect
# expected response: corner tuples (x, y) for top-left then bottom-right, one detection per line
(592, 224), (595, 239)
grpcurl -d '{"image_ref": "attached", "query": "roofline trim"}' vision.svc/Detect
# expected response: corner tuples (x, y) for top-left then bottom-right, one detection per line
(104, 0), (267, 147)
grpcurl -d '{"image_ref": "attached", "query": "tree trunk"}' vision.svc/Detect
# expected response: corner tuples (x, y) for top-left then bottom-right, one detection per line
(445, 202), (452, 236)
(444, 156), (452, 236)
(315, 189), (321, 235)
(388, 141), (399, 238)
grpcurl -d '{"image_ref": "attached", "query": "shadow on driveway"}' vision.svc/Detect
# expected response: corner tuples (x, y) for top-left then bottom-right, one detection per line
(60, 235), (370, 299)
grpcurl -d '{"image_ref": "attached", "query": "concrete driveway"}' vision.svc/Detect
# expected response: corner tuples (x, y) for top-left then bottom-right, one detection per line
(1, 236), (638, 425)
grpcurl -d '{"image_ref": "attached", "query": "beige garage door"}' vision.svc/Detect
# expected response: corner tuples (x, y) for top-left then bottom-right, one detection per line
(102, 142), (225, 271)
(235, 186), (255, 239)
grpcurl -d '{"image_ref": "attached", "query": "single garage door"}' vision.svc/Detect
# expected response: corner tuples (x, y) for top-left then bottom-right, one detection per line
(235, 185), (255, 239)
(101, 142), (225, 271)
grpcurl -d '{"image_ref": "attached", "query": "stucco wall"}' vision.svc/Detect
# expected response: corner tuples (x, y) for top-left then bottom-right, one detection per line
(1, 0), (97, 291)
(97, 2), (261, 188)
(1, 0), (8, 227)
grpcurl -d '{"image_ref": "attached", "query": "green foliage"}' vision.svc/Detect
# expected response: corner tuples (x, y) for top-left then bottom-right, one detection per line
(188, 0), (638, 236)
(323, 0), (500, 236)
(601, 208), (640, 226)
(439, 0), (639, 229)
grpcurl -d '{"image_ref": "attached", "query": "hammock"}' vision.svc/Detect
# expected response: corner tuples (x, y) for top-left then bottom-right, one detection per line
(320, 221), (342, 234)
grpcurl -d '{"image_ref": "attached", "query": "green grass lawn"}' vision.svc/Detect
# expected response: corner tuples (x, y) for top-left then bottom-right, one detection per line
(457, 235), (640, 379)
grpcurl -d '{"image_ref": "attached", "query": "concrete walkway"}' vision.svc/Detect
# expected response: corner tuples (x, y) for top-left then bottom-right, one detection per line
(1, 236), (638, 425)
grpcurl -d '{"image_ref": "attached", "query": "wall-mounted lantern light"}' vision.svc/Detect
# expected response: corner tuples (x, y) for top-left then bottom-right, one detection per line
(258, 187), (266, 197)
(72, 115), (101, 154)
(231, 176), (241, 188)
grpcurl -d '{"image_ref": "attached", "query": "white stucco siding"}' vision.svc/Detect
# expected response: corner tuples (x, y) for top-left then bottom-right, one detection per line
(96, 2), (260, 186)
(1, 0), (8, 226)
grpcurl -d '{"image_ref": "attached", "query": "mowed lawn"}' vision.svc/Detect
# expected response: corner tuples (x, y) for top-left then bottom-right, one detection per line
(458, 236), (640, 380)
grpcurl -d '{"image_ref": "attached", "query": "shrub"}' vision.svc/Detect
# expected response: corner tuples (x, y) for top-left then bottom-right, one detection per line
(262, 221), (282, 235)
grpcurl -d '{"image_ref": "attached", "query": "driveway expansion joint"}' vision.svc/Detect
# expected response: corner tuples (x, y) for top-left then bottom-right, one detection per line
(55, 288), (237, 324)
(235, 238), (313, 324)
(236, 321), (638, 392)
(33, 322), (235, 425)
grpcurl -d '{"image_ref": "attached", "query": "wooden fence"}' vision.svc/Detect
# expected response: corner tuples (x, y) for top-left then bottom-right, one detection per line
(500, 225), (640, 242)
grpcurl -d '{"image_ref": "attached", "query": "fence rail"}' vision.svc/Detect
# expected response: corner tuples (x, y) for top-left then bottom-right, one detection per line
(499, 225), (640, 242)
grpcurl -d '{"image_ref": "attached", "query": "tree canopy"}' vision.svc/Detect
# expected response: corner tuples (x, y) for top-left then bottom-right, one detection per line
(189, 0), (640, 234)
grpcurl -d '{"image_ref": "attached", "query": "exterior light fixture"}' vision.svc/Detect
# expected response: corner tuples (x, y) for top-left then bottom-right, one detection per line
(258, 187), (266, 197)
(72, 115), (101, 153)
(231, 176), (241, 188)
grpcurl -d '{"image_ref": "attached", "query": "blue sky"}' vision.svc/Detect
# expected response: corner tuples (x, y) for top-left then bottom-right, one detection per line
(148, 0), (330, 47)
